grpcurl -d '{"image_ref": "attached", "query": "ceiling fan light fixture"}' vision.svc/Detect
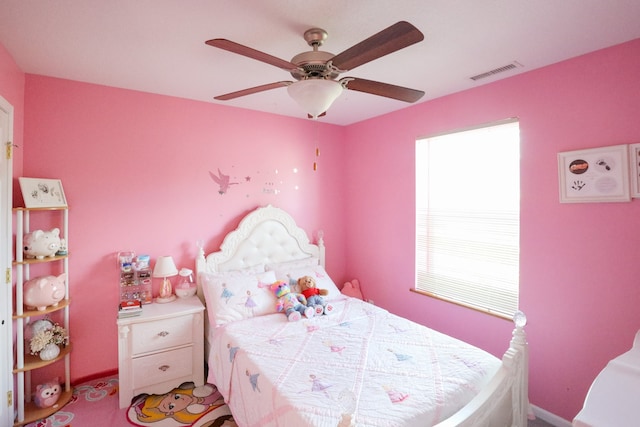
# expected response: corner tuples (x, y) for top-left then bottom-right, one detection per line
(287, 79), (343, 119)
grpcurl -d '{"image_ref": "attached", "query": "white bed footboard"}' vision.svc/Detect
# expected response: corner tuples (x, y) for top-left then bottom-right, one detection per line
(434, 311), (529, 427)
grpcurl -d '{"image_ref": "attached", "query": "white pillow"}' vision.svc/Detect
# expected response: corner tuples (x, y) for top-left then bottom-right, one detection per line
(201, 270), (277, 326)
(264, 257), (320, 281)
(271, 264), (342, 301)
(218, 264), (265, 274)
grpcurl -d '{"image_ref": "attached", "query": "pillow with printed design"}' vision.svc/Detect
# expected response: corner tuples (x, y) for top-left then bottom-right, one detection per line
(201, 270), (277, 326)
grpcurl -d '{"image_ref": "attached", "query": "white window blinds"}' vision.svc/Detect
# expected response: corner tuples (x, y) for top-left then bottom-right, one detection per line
(415, 120), (520, 318)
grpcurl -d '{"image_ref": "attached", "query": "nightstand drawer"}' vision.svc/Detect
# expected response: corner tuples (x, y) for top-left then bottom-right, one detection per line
(131, 314), (193, 354)
(132, 346), (193, 389)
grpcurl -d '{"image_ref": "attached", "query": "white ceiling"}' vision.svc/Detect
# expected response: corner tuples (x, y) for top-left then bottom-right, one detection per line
(1, 0), (639, 126)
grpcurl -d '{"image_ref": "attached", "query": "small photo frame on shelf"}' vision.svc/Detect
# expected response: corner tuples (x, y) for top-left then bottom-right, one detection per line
(557, 144), (630, 203)
(629, 143), (640, 198)
(19, 177), (67, 208)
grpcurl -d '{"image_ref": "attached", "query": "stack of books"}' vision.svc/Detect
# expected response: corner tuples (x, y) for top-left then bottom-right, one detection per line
(118, 299), (143, 318)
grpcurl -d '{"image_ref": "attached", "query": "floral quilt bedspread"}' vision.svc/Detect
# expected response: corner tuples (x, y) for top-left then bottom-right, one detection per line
(208, 297), (500, 427)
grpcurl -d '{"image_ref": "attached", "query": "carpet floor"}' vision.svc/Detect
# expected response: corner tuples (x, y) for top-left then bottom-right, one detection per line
(22, 375), (556, 427)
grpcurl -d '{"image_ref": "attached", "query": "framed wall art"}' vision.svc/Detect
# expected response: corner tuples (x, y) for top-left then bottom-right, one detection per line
(629, 143), (640, 198)
(557, 145), (630, 203)
(18, 177), (68, 208)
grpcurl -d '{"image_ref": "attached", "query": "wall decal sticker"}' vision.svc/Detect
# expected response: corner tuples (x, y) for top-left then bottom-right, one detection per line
(209, 169), (239, 194)
(208, 166), (300, 198)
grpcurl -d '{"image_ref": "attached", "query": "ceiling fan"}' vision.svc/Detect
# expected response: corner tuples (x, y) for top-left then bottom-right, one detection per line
(205, 21), (425, 119)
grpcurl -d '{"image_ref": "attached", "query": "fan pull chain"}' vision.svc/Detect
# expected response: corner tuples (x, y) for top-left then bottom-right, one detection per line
(313, 120), (320, 171)
(313, 147), (320, 171)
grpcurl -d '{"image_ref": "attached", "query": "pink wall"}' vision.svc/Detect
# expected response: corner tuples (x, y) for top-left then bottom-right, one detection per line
(3, 37), (640, 422)
(20, 76), (348, 383)
(0, 42), (24, 180)
(343, 38), (640, 421)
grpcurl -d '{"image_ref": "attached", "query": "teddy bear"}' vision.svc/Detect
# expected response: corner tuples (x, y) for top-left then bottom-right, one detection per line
(297, 275), (334, 315)
(270, 280), (315, 321)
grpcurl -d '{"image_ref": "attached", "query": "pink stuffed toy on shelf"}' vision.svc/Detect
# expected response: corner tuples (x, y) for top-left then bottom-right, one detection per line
(270, 280), (315, 321)
(34, 378), (61, 408)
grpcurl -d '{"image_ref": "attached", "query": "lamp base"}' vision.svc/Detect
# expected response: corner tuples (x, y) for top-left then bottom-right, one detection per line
(155, 295), (177, 304)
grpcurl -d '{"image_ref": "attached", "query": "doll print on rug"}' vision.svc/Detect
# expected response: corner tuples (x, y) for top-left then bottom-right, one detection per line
(127, 382), (235, 427)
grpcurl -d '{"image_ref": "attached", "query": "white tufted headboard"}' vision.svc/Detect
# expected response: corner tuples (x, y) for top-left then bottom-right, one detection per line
(195, 205), (325, 302)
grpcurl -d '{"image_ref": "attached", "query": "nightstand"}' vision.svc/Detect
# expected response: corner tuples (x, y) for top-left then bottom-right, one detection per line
(117, 296), (205, 408)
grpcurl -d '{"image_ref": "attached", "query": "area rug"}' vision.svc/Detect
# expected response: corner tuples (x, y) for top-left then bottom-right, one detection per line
(24, 375), (236, 427)
(126, 382), (236, 427)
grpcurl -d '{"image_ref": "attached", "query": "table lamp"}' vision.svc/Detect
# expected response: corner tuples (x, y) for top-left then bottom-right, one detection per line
(153, 255), (178, 303)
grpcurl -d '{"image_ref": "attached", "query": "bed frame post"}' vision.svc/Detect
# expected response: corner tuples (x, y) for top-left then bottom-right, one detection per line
(508, 311), (529, 427)
(317, 230), (326, 268)
(195, 241), (206, 303)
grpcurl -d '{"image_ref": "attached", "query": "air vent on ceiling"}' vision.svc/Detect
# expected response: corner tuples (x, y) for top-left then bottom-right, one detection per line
(470, 61), (523, 81)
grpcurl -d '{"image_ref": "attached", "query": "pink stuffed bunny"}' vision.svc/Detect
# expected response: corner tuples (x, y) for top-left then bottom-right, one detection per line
(341, 279), (364, 300)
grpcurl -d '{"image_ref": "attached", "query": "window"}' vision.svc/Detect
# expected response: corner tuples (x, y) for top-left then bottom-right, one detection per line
(415, 119), (520, 318)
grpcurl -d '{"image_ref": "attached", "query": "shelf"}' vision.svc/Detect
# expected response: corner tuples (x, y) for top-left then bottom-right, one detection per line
(13, 206), (68, 212)
(13, 388), (73, 427)
(13, 254), (68, 265)
(12, 299), (71, 319)
(13, 343), (73, 373)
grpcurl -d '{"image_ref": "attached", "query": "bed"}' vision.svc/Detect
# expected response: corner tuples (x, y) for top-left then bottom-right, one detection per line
(195, 204), (529, 426)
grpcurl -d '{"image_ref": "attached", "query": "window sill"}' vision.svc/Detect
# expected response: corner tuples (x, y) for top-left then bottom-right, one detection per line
(409, 288), (513, 321)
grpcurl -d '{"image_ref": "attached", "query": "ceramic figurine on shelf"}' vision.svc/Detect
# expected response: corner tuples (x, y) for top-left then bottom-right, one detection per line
(56, 238), (67, 256)
(23, 273), (67, 311)
(23, 228), (61, 259)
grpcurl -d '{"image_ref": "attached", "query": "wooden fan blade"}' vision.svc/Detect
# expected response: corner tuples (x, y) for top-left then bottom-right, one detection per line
(343, 78), (424, 103)
(214, 81), (292, 101)
(330, 21), (424, 72)
(206, 38), (299, 71)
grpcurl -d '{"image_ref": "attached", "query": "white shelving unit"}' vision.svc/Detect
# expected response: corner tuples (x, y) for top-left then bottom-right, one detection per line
(12, 207), (72, 426)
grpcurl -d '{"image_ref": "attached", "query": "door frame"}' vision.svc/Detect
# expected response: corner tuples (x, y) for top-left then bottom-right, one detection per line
(0, 94), (15, 426)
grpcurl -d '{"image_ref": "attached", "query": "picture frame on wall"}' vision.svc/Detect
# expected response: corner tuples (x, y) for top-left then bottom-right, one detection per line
(557, 144), (630, 203)
(18, 177), (68, 208)
(629, 143), (640, 198)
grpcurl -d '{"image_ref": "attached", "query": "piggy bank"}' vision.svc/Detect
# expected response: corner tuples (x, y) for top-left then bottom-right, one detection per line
(34, 379), (61, 408)
(24, 228), (61, 259)
(24, 273), (67, 311)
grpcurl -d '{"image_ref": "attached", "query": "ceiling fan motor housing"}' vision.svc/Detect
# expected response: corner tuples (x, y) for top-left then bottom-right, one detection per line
(290, 51), (339, 80)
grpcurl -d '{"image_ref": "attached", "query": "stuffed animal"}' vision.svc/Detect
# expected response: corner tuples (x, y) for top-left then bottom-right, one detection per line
(298, 275), (334, 315)
(270, 280), (315, 321)
(34, 379), (61, 408)
(341, 279), (364, 300)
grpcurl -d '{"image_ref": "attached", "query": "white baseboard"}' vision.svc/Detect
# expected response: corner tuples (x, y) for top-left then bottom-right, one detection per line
(531, 404), (572, 427)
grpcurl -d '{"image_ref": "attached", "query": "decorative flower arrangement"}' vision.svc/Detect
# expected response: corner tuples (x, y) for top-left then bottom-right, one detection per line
(29, 323), (68, 355)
